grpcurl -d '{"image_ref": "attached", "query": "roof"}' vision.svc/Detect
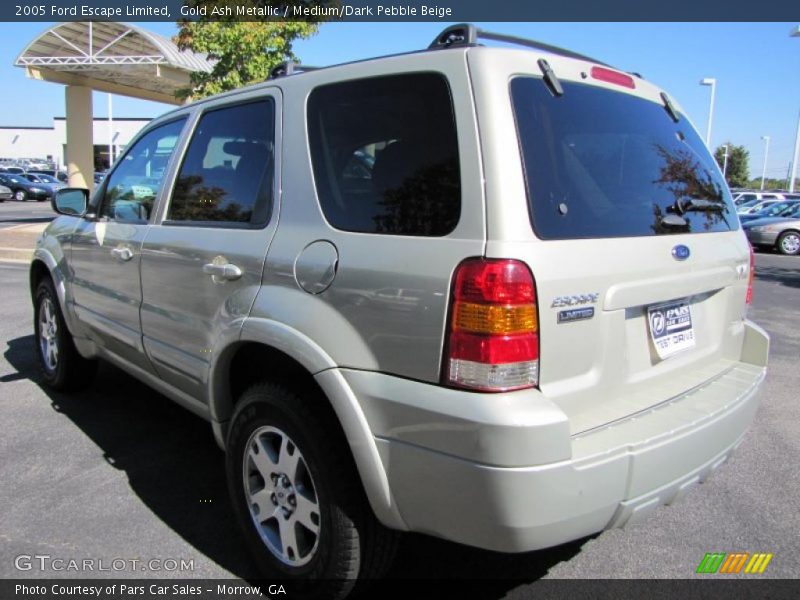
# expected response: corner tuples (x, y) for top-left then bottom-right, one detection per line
(15, 22), (213, 105)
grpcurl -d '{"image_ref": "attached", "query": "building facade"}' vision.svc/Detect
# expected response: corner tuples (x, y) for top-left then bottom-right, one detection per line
(0, 116), (151, 170)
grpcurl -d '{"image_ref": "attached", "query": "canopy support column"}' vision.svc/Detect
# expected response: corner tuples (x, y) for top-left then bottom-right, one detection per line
(65, 85), (94, 192)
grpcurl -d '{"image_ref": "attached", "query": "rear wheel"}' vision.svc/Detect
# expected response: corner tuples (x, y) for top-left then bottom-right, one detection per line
(226, 382), (397, 599)
(15, 190), (26, 201)
(776, 231), (800, 256)
(34, 278), (97, 390)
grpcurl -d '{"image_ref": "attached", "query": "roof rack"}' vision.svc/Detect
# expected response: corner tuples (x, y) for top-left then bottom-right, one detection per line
(428, 23), (611, 68)
(268, 61), (320, 80)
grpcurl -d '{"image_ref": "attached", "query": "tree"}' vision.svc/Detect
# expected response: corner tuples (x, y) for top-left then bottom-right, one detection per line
(713, 143), (750, 188)
(174, 2), (322, 101)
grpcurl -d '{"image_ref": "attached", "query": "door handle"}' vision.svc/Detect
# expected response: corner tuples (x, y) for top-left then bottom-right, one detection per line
(111, 246), (134, 262)
(203, 262), (243, 281)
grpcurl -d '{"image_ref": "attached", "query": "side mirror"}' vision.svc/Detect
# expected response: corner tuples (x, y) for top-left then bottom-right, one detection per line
(52, 188), (89, 217)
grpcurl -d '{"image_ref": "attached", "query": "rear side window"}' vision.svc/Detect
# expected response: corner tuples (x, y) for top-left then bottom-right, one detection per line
(510, 78), (737, 239)
(167, 100), (274, 226)
(307, 73), (460, 236)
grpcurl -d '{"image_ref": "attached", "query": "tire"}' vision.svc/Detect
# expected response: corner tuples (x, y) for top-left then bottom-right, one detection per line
(14, 190), (26, 201)
(776, 231), (800, 256)
(34, 278), (97, 390)
(226, 382), (397, 599)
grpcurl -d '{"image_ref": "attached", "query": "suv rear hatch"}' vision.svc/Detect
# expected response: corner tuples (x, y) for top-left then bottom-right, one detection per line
(469, 49), (752, 434)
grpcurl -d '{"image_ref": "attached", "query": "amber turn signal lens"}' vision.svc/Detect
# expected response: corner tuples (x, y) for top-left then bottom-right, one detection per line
(453, 302), (537, 335)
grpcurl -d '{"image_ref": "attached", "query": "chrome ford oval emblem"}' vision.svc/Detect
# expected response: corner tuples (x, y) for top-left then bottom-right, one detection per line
(672, 245), (690, 261)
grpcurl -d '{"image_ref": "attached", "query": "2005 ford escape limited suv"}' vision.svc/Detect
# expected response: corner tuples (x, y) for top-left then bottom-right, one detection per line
(31, 24), (768, 597)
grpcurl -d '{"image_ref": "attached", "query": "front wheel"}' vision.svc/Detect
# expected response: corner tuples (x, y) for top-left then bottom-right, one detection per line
(34, 278), (97, 390)
(776, 231), (800, 256)
(15, 190), (26, 201)
(226, 382), (397, 599)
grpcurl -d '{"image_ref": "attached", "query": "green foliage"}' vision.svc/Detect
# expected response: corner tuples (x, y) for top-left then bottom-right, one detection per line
(746, 177), (798, 191)
(174, 3), (321, 100)
(713, 143), (750, 188)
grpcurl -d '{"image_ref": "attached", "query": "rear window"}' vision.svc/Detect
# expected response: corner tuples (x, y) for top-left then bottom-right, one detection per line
(510, 78), (737, 239)
(307, 73), (460, 236)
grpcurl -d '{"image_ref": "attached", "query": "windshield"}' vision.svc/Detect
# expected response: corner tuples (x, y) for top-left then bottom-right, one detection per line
(34, 174), (58, 183)
(511, 78), (737, 239)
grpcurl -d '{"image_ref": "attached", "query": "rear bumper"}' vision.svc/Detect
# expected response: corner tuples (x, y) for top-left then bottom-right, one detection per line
(344, 320), (769, 552)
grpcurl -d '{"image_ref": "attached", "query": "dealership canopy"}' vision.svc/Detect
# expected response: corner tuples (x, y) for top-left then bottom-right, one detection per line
(15, 21), (213, 105)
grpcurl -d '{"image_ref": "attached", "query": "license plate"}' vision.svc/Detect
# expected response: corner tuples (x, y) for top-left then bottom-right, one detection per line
(647, 299), (695, 359)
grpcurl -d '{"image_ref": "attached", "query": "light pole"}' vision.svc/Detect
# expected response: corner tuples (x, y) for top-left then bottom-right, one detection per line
(700, 78), (717, 147)
(760, 136), (770, 190)
(791, 26), (800, 192)
(107, 93), (114, 168)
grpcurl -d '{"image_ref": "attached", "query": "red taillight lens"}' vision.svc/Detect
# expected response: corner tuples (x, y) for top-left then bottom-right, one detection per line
(453, 259), (535, 304)
(590, 66), (636, 89)
(444, 258), (539, 392)
(746, 244), (755, 305)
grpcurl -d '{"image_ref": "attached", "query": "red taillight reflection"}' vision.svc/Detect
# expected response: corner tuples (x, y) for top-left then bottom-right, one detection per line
(746, 245), (755, 305)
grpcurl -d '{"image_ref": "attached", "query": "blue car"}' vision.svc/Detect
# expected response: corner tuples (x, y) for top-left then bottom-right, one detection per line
(739, 200), (800, 223)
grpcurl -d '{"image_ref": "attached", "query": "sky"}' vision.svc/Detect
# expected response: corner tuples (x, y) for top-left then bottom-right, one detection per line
(1, 21), (798, 181)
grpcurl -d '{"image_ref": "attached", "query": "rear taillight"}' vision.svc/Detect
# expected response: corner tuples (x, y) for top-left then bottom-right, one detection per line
(444, 258), (539, 392)
(746, 244), (755, 305)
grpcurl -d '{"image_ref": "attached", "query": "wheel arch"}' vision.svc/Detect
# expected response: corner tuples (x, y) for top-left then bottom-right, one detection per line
(30, 251), (70, 325)
(209, 319), (407, 531)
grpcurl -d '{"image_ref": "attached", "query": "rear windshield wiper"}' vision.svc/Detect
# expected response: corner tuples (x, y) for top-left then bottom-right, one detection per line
(666, 197), (730, 228)
(673, 197), (725, 214)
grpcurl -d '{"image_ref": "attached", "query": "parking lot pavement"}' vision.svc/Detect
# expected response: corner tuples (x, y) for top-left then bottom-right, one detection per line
(0, 254), (797, 588)
(0, 199), (55, 229)
(0, 222), (47, 262)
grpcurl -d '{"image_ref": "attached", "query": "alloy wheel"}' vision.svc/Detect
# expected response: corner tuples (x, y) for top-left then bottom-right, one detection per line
(243, 425), (321, 567)
(38, 297), (58, 373)
(779, 233), (800, 255)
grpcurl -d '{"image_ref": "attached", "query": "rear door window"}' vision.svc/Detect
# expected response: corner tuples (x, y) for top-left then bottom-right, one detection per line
(510, 78), (737, 239)
(307, 73), (460, 236)
(166, 100), (275, 227)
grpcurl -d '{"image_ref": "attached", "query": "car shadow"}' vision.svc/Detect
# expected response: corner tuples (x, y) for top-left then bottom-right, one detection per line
(4, 334), (585, 594)
(754, 264), (800, 289)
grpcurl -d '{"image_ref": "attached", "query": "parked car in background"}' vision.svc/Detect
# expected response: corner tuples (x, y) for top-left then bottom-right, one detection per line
(739, 199), (800, 223)
(93, 171), (107, 184)
(23, 172), (66, 191)
(0, 166), (26, 175)
(28, 169), (68, 183)
(737, 199), (785, 215)
(0, 184), (12, 202)
(0, 173), (53, 201)
(733, 191), (786, 207)
(744, 203), (800, 255)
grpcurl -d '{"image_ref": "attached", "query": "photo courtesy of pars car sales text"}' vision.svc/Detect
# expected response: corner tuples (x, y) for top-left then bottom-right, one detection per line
(15, 584), (283, 596)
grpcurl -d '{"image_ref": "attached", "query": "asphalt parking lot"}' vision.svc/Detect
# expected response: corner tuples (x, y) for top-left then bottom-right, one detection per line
(0, 252), (797, 590)
(0, 199), (55, 230)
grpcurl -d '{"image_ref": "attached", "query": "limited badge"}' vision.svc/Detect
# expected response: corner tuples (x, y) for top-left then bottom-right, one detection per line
(558, 307), (594, 324)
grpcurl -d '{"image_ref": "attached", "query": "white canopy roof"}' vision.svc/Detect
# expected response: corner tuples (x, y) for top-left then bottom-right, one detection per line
(16, 22), (213, 105)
